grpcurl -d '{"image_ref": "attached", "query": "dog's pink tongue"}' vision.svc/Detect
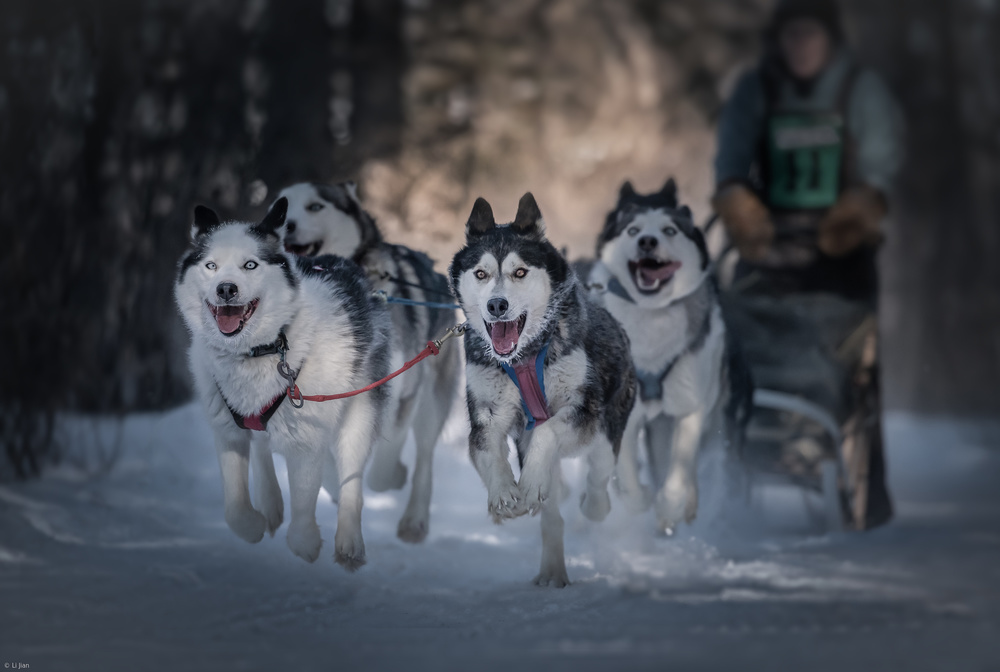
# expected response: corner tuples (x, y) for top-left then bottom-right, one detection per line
(639, 261), (682, 284)
(491, 321), (520, 355)
(215, 306), (244, 334)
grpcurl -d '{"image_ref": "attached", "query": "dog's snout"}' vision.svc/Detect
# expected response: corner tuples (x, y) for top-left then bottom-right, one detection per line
(638, 236), (658, 252)
(286, 220), (296, 234)
(217, 282), (239, 301)
(487, 297), (509, 318)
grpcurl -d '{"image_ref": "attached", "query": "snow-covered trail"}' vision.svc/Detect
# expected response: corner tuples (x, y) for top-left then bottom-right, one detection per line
(1, 405), (998, 671)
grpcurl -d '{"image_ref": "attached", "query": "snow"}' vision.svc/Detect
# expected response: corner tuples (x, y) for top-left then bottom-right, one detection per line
(1, 403), (998, 671)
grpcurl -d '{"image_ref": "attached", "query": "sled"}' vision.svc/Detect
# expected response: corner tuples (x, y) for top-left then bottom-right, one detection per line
(710, 218), (892, 531)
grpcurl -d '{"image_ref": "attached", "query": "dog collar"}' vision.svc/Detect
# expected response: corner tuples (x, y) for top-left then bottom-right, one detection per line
(500, 342), (551, 430)
(246, 329), (289, 358)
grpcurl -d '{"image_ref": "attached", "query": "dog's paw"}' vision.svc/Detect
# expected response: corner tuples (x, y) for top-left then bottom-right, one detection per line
(396, 510), (429, 544)
(514, 468), (551, 517)
(487, 479), (523, 523)
(533, 564), (571, 588)
(225, 506), (267, 544)
(334, 528), (366, 571)
(255, 489), (284, 537)
(655, 475), (698, 534)
(286, 520), (323, 563)
(580, 487), (612, 522)
(367, 461), (408, 492)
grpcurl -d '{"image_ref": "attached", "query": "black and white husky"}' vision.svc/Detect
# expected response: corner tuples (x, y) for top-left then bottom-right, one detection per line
(450, 193), (636, 587)
(175, 198), (397, 570)
(588, 179), (752, 534)
(274, 182), (461, 543)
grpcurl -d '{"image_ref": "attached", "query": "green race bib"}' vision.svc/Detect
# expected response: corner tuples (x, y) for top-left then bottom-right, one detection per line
(767, 113), (844, 210)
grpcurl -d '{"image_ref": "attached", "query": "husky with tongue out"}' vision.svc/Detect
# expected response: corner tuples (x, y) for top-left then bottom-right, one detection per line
(174, 198), (397, 571)
(588, 179), (752, 535)
(450, 193), (636, 587)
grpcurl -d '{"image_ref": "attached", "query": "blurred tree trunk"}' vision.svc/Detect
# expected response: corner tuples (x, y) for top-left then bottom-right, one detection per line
(0, 0), (403, 479)
(844, 0), (1000, 416)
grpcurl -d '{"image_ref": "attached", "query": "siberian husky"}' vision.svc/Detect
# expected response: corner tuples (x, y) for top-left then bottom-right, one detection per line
(275, 182), (461, 543)
(450, 193), (636, 587)
(588, 179), (752, 534)
(175, 198), (398, 569)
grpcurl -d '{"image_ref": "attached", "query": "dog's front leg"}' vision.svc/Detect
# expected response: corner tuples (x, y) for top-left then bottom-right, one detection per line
(615, 407), (652, 512)
(534, 460), (569, 588)
(215, 430), (267, 544)
(512, 415), (569, 517)
(469, 422), (520, 523)
(331, 397), (377, 570)
(250, 434), (284, 537)
(655, 409), (705, 534)
(284, 447), (324, 563)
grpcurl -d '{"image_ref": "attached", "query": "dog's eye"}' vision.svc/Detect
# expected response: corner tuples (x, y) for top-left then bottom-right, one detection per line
(474, 269), (488, 280)
(513, 268), (528, 279)
(306, 202), (324, 212)
(244, 260), (258, 270)
(664, 226), (678, 237)
(627, 227), (639, 237)
(205, 261), (217, 271)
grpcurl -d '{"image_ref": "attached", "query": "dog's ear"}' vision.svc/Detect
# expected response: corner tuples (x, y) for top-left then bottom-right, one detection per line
(618, 181), (636, 203)
(677, 204), (692, 220)
(343, 180), (361, 205)
(191, 205), (220, 240)
(512, 192), (545, 237)
(255, 197), (288, 238)
(314, 183), (352, 212)
(466, 197), (496, 238)
(659, 178), (678, 206)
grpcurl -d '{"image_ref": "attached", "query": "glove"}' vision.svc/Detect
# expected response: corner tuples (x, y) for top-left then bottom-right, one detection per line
(818, 185), (887, 257)
(712, 183), (774, 263)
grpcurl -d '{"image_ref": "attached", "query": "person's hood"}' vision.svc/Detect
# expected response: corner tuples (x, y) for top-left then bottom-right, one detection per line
(761, 0), (846, 97)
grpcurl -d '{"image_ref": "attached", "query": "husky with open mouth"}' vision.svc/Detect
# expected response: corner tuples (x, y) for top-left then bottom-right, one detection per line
(588, 179), (752, 534)
(274, 182), (461, 543)
(175, 198), (397, 570)
(450, 193), (636, 587)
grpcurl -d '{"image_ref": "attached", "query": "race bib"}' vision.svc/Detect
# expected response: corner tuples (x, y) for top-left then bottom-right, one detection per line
(767, 113), (844, 210)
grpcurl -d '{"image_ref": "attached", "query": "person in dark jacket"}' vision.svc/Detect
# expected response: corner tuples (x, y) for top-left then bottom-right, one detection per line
(714, 0), (904, 301)
(713, 0), (901, 529)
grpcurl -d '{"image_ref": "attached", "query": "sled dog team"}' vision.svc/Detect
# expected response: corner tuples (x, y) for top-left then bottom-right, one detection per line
(175, 179), (751, 586)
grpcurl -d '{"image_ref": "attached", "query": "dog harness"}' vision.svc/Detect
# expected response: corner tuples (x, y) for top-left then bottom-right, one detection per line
(217, 330), (294, 432)
(500, 342), (551, 430)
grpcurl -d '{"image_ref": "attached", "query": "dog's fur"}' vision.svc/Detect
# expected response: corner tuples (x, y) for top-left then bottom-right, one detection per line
(589, 179), (752, 533)
(275, 182), (461, 543)
(175, 199), (398, 569)
(450, 193), (636, 587)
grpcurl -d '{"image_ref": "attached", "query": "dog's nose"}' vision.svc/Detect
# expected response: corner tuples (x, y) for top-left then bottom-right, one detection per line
(286, 220), (296, 234)
(217, 282), (239, 301)
(487, 297), (509, 318)
(638, 236), (658, 252)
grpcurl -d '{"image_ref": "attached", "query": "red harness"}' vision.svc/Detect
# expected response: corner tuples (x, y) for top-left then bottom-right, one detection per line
(225, 391), (286, 432)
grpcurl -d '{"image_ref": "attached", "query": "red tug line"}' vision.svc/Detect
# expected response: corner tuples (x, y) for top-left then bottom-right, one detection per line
(286, 322), (467, 405)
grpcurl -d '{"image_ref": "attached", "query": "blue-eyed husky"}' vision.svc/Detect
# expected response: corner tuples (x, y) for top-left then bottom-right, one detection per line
(174, 198), (398, 570)
(588, 179), (752, 534)
(275, 182), (461, 543)
(450, 193), (636, 587)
